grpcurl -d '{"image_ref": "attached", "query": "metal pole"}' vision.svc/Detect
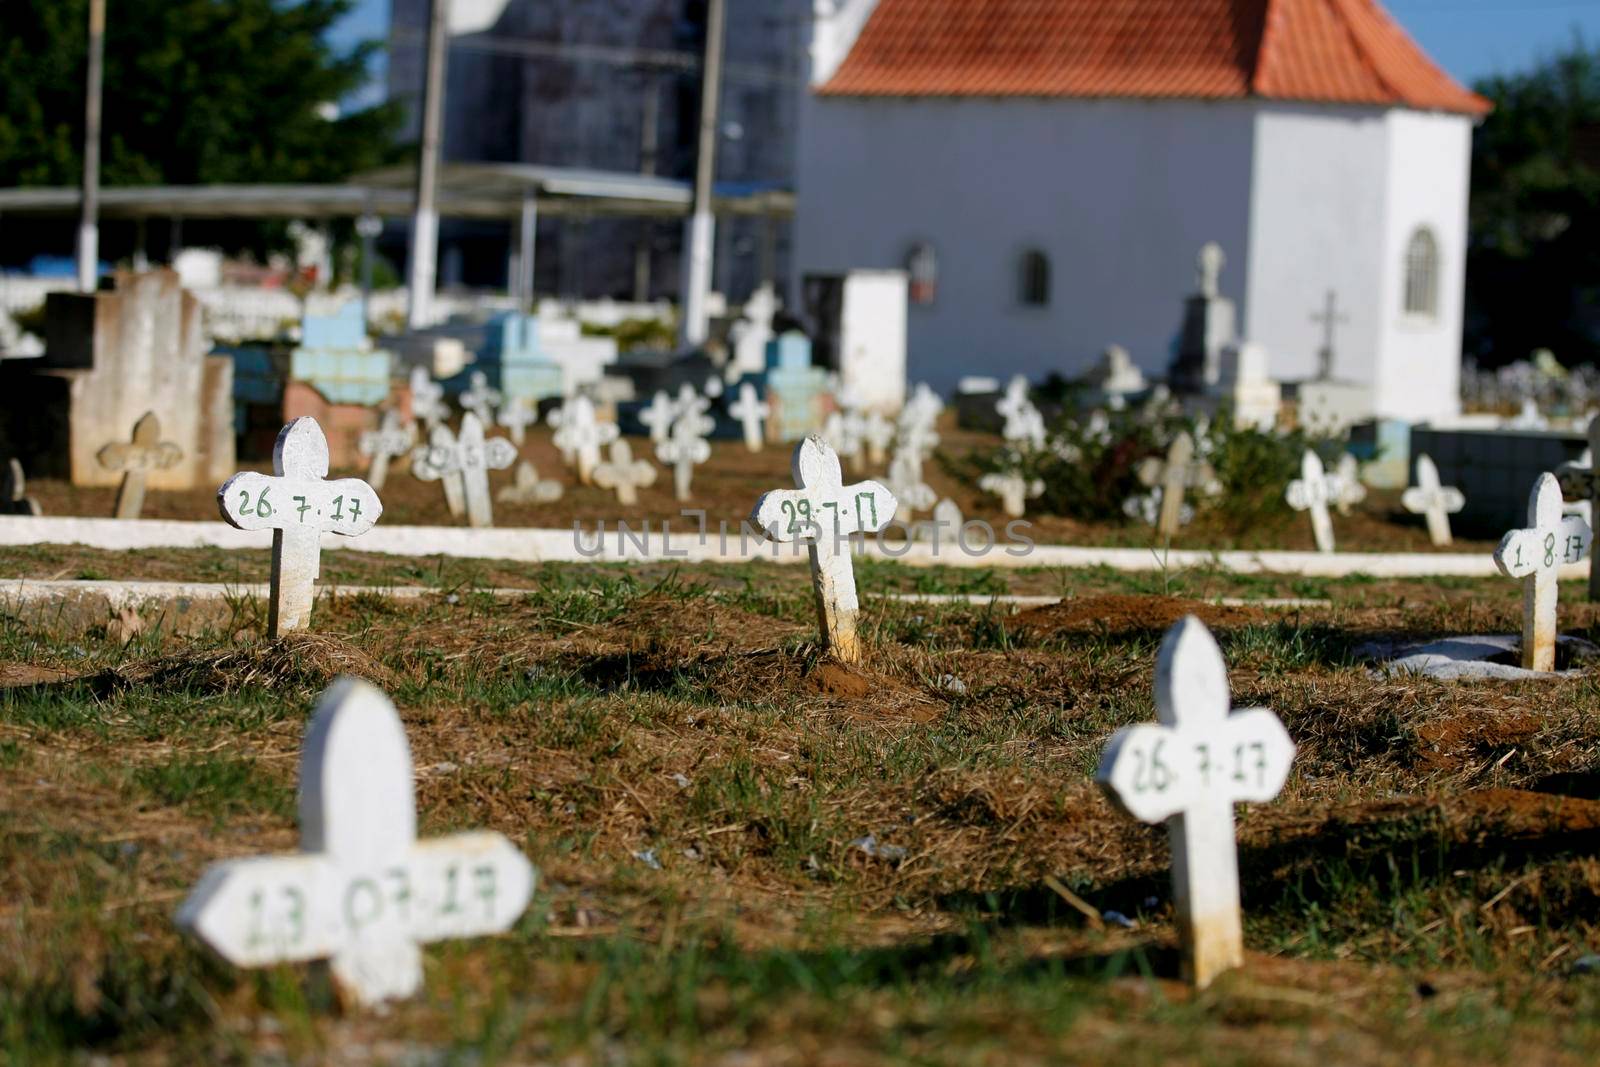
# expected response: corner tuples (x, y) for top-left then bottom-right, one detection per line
(678, 0), (726, 347)
(407, 0), (450, 329)
(77, 0), (106, 292)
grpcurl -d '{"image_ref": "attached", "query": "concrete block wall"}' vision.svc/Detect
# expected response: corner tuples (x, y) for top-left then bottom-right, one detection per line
(1412, 426), (1587, 536)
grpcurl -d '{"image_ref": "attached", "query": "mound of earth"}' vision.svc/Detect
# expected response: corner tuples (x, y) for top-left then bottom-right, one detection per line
(1011, 595), (1264, 637)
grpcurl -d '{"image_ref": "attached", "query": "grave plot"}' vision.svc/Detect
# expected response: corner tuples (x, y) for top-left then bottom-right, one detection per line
(3, 559), (1600, 1063)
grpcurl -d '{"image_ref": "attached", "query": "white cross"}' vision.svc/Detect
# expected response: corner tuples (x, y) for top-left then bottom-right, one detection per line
(97, 411), (183, 519)
(1096, 616), (1296, 989)
(408, 366), (447, 428)
(1402, 453), (1465, 548)
(357, 410), (415, 493)
(1285, 450), (1336, 553)
(751, 435), (897, 664)
(2, 458), (41, 516)
(1124, 489), (1193, 529)
(592, 439), (658, 505)
(978, 470), (1044, 518)
(823, 409), (867, 471)
(218, 418), (383, 637)
(861, 410), (895, 465)
(903, 382), (944, 429)
(459, 371), (501, 426)
(1494, 473), (1592, 672)
(176, 678), (537, 1008)
(496, 396), (538, 445)
(885, 449), (936, 521)
(1002, 403), (1047, 451)
(1555, 415), (1600, 600)
(640, 390), (676, 444)
(673, 383), (712, 422)
(916, 497), (965, 545)
(1329, 453), (1367, 516)
(656, 414), (712, 502)
(495, 459), (564, 505)
(1136, 433), (1218, 538)
(728, 382), (769, 452)
(995, 375), (1031, 423)
(897, 415), (940, 460)
(551, 396), (619, 485)
(412, 423), (467, 520)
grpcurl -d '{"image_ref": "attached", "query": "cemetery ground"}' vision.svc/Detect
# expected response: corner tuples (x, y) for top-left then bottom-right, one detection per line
(3, 554), (1600, 1063)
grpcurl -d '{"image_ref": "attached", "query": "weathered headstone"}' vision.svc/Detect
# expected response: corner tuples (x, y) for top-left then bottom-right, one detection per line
(97, 411), (183, 519)
(551, 396), (619, 485)
(459, 371), (502, 426)
(1136, 433), (1217, 538)
(176, 678), (537, 1008)
(729, 382), (769, 452)
(640, 390), (676, 444)
(1, 459), (41, 516)
(496, 395), (538, 445)
(1286, 450), (1336, 554)
(412, 424), (467, 519)
(218, 418), (382, 637)
(1096, 616), (1295, 988)
(1402, 453), (1465, 548)
(593, 439), (658, 506)
(751, 435), (897, 664)
(656, 414), (712, 503)
(979, 470), (1044, 519)
(1494, 473), (1592, 672)
(496, 460), (564, 505)
(357, 409), (414, 493)
(1555, 415), (1600, 601)
(885, 449), (936, 521)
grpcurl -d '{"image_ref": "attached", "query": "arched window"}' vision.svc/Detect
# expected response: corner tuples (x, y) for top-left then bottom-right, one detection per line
(906, 241), (938, 305)
(1018, 249), (1050, 307)
(1403, 228), (1439, 317)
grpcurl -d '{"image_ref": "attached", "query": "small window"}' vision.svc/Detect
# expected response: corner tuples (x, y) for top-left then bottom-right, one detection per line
(906, 241), (937, 305)
(1404, 228), (1439, 317)
(1018, 249), (1050, 307)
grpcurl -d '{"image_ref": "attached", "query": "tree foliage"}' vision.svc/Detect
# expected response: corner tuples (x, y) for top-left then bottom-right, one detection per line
(1469, 40), (1600, 366)
(0, 0), (402, 188)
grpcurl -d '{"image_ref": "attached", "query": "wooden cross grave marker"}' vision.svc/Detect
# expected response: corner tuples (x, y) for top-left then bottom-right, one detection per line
(459, 371), (501, 425)
(728, 382), (769, 452)
(551, 396), (618, 485)
(593, 439), (657, 505)
(751, 435), (897, 665)
(496, 396), (538, 445)
(640, 390), (676, 444)
(978, 470), (1044, 518)
(1494, 473), (1592, 672)
(357, 410), (415, 493)
(1136, 432), (1217, 538)
(1555, 415), (1600, 601)
(1402, 453), (1465, 547)
(218, 418), (383, 637)
(1285, 450), (1336, 553)
(411, 413), (517, 528)
(1, 458), (41, 516)
(656, 409), (713, 502)
(176, 677), (536, 1008)
(496, 460), (563, 505)
(1096, 616), (1296, 989)
(97, 411), (183, 519)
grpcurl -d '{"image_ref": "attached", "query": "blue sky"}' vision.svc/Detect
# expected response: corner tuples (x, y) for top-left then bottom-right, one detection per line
(327, 0), (1600, 99)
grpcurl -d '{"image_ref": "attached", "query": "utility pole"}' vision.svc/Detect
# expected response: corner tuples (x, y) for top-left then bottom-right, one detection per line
(407, 0), (450, 329)
(77, 0), (106, 292)
(678, 0), (726, 348)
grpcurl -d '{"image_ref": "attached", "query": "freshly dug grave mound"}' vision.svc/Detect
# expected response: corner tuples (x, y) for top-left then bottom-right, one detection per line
(100, 632), (396, 695)
(1012, 595), (1265, 638)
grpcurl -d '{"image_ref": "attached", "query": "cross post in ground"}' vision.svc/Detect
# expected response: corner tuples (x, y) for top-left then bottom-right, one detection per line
(1554, 415), (1600, 601)
(1494, 473), (1592, 671)
(593, 439), (657, 505)
(1402, 453), (1465, 548)
(728, 382), (769, 452)
(97, 411), (183, 519)
(1136, 432), (1216, 538)
(1285, 450), (1336, 553)
(357, 409), (415, 493)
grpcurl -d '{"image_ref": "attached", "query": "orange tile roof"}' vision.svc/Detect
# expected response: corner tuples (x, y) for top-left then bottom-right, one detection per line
(819, 0), (1491, 116)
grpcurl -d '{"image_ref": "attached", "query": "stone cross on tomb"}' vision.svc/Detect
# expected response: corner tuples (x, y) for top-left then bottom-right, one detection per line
(1310, 290), (1348, 380)
(1136, 432), (1217, 539)
(357, 410), (415, 493)
(496, 396), (538, 445)
(886, 449), (936, 522)
(751, 435), (897, 664)
(656, 411), (712, 502)
(551, 396), (619, 485)
(979, 470), (1044, 519)
(97, 411), (183, 519)
(1402, 453), (1465, 548)
(1096, 616), (1296, 989)
(1329, 453), (1367, 516)
(1, 458), (41, 516)
(176, 678), (536, 1009)
(412, 424), (467, 519)
(1555, 414), (1600, 601)
(218, 418), (383, 638)
(640, 390), (676, 444)
(862, 410), (895, 466)
(1494, 473), (1592, 672)
(459, 371), (502, 425)
(411, 413), (517, 529)
(728, 382), (769, 452)
(408, 366), (447, 428)
(1285, 450), (1337, 554)
(593, 439), (657, 505)
(495, 460), (563, 506)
